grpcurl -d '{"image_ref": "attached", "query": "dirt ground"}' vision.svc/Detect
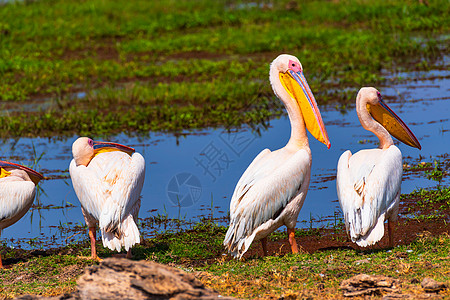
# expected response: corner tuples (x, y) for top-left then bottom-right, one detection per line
(244, 192), (450, 257)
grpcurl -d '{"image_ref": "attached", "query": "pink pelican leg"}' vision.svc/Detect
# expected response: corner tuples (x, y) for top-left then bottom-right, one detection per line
(336, 88), (421, 249)
(88, 227), (98, 259)
(0, 161), (44, 268)
(287, 228), (299, 253)
(70, 137), (145, 260)
(261, 237), (268, 256)
(388, 219), (396, 248)
(222, 55), (331, 259)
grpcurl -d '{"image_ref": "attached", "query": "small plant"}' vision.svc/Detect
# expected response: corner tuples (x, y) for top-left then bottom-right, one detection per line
(425, 160), (446, 188)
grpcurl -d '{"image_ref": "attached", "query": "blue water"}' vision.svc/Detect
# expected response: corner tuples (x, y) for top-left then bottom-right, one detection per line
(0, 69), (448, 249)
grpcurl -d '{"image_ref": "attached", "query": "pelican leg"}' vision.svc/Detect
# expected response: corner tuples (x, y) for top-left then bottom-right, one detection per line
(126, 249), (132, 259)
(261, 237), (268, 256)
(88, 227), (98, 260)
(388, 219), (396, 248)
(287, 228), (299, 253)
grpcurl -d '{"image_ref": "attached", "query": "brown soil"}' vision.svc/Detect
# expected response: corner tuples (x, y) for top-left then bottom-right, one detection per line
(243, 217), (449, 259)
(243, 188), (450, 258)
(1, 186), (448, 300)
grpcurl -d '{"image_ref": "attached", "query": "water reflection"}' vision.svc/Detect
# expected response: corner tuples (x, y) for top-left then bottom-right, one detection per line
(0, 70), (448, 249)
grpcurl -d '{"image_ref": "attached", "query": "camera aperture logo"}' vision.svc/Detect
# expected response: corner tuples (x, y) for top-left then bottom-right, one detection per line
(167, 173), (202, 207)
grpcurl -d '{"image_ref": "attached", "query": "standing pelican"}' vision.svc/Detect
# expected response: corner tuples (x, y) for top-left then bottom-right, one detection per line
(223, 54), (331, 258)
(69, 137), (145, 259)
(0, 161), (43, 268)
(337, 87), (421, 248)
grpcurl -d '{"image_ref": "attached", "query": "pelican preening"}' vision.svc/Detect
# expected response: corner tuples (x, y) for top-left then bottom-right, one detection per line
(69, 137), (145, 259)
(0, 61), (424, 265)
(0, 161), (43, 268)
(223, 54), (331, 258)
(337, 87), (421, 248)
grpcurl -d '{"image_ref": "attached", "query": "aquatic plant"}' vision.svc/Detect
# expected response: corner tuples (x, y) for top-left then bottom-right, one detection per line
(0, 0), (447, 137)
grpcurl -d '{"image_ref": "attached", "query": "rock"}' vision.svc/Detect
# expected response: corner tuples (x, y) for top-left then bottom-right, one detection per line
(421, 277), (448, 293)
(411, 278), (421, 284)
(382, 294), (411, 299)
(354, 259), (370, 265)
(15, 258), (235, 300)
(383, 293), (441, 299)
(340, 274), (400, 297)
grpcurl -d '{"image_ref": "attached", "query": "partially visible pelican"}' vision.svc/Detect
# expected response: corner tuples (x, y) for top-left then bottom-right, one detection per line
(69, 137), (145, 259)
(223, 54), (331, 258)
(0, 161), (43, 268)
(337, 87), (421, 248)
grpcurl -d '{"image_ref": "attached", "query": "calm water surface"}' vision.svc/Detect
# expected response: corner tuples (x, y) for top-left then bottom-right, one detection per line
(1, 69), (449, 249)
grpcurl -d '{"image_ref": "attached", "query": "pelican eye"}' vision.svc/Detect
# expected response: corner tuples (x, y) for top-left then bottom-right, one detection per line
(377, 91), (383, 101)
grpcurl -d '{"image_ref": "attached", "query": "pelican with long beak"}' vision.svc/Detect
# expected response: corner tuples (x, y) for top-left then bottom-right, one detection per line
(69, 137), (145, 259)
(0, 161), (43, 268)
(337, 87), (421, 248)
(223, 54), (330, 258)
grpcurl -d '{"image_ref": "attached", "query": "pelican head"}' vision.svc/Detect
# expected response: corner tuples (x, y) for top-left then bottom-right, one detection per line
(72, 137), (95, 166)
(270, 54), (330, 148)
(357, 87), (421, 149)
(72, 137), (136, 167)
(0, 160), (44, 185)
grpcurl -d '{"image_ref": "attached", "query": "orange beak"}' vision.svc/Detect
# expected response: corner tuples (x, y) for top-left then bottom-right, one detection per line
(279, 70), (331, 148)
(366, 99), (421, 149)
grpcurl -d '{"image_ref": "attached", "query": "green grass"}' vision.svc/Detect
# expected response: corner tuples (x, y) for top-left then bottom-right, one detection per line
(199, 233), (450, 299)
(0, 0), (448, 137)
(1, 158), (448, 298)
(3, 223), (449, 299)
(0, 254), (94, 297)
(133, 221), (229, 265)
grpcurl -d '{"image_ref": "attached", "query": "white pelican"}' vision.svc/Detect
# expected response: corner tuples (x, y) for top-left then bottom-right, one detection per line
(223, 54), (331, 258)
(337, 87), (421, 248)
(0, 161), (43, 268)
(69, 137), (145, 259)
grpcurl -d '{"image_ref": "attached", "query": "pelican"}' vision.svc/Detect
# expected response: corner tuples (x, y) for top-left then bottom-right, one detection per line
(69, 137), (145, 259)
(337, 87), (421, 248)
(223, 54), (331, 258)
(0, 161), (43, 268)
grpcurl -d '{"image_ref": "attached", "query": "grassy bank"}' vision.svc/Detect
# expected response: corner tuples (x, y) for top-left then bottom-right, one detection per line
(1, 183), (449, 299)
(0, 0), (448, 137)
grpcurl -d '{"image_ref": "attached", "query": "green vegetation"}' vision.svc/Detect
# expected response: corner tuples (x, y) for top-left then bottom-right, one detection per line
(0, 253), (93, 297)
(136, 221), (228, 264)
(403, 186), (450, 221)
(1, 178), (449, 298)
(425, 160), (447, 185)
(1, 223), (450, 299)
(201, 233), (450, 299)
(0, 0), (448, 137)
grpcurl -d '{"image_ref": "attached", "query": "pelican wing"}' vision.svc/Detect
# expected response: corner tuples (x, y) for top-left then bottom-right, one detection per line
(0, 180), (35, 230)
(229, 148), (271, 215)
(93, 152), (145, 232)
(69, 151), (145, 232)
(337, 146), (402, 246)
(224, 149), (310, 256)
(69, 160), (105, 222)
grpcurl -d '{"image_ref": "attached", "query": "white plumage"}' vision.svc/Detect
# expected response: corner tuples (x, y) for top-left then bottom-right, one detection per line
(224, 147), (311, 258)
(337, 87), (421, 247)
(337, 147), (402, 246)
(69, 137), (145, 258)
(224, 54), (330, 258)
(0, 161), (43, 268)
